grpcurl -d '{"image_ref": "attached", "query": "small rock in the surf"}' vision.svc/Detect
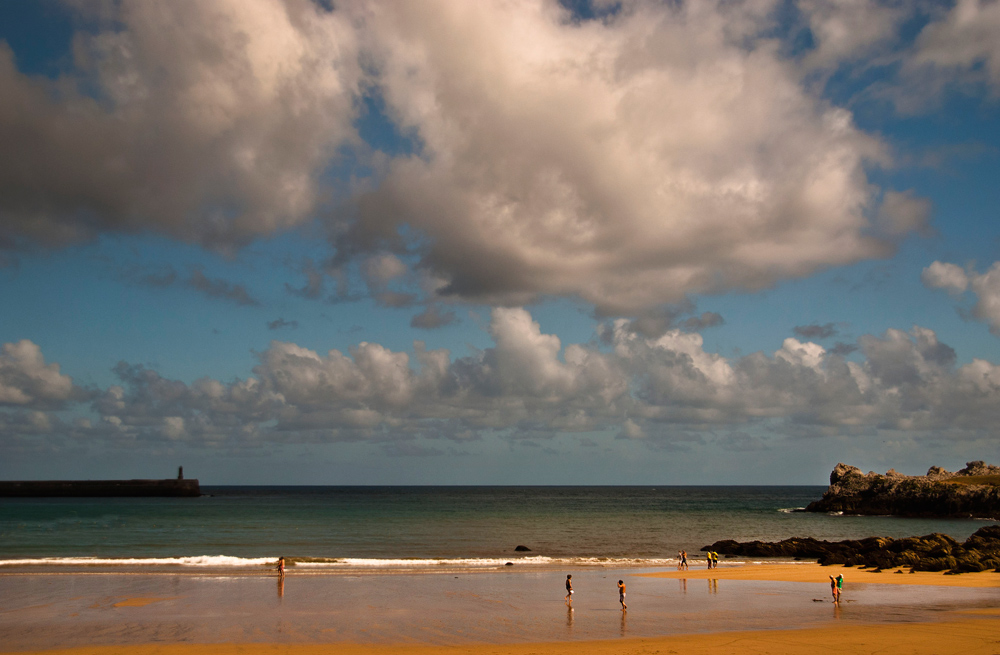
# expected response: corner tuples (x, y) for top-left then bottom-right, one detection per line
(514, 545), (531, 551)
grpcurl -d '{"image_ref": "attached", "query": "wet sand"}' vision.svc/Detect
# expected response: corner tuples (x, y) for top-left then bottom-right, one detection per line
(2, 565), (998, 654)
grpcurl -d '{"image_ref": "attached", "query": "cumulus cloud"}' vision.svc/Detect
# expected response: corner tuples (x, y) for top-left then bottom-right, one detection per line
(348, 0), (907, 314)
(797, 0), (912, 70)
(0, 0), (943, 317)
(909, 0), (1000, 93)
(12, 307), (1000, 451)
(922, 261), (969, 294)
(923, 260), (1000, 335)
(0, 340), (79, 408)
(0, 0), (361, 251)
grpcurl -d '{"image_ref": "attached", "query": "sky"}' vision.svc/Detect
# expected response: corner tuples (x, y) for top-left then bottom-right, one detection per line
(1, 0), (1000, 485)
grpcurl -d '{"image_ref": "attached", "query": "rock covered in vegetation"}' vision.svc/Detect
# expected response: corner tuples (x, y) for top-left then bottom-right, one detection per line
(703, 524), (1000, 574)
(803, 461), (1000, 518)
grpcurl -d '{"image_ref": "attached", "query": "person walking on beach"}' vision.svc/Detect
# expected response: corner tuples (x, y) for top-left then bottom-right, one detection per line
(565, 574), (573, 603)
(618, 580), (627, 610)
(681, 550), (688, 570)
(835, 573), (844, 603)
(829, 575), (838, 604)
(277, 557), (285, 578)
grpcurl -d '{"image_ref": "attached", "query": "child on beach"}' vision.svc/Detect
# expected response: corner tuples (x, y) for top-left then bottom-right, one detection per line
(565, 575), (573, 602)
(836, 573), (843, 602)
(618, 580), (627, 610)
(277, 557), (285, 578)
(681, 550), (688, 570)
(829, 575), (838, 604)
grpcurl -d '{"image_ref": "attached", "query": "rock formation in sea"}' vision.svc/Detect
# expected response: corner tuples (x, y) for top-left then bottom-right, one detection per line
(702, 524), (1000, 574)
(803, 461), (1000, 519)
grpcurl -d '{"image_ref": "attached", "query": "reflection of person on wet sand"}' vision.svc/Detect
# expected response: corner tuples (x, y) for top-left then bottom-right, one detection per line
(618, 579), (627, 610)
(277, 575), (284, 598)
(565, 574), (573, 603)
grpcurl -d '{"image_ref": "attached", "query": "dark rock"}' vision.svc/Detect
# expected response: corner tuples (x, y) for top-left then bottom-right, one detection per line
(505, 561), (514, 566)
(703, 524), (1000, 575)
(514, 545), (531, 552)
(804, 462), (1000, 519)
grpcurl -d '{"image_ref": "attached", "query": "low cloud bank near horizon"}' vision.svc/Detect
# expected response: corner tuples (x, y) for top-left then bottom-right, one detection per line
(1, 0), (992, 314)
(3, 307), (1000, 455)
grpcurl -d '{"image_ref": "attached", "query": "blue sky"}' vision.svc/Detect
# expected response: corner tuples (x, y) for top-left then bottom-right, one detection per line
(2, 0), (1000, 484)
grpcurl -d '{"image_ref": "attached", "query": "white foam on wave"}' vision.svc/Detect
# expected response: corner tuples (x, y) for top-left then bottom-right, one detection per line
(0, 555), (680, 569)
(777, 507), (805, 513)
(0, 555), (276, 567)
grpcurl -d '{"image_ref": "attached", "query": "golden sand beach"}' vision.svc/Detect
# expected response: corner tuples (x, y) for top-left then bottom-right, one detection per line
(644, 561), (1000, 587)
(3, 564), (999, 655)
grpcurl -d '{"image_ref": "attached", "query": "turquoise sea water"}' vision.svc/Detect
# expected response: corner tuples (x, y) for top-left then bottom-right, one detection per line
(0, 486), (994, 569)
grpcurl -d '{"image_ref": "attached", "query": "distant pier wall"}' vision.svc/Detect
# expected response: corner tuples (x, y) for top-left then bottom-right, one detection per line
(0, 479), (201, 497)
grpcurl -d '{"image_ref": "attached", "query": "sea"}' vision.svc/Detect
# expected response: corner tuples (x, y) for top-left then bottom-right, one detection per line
(0, 486), (994, 572)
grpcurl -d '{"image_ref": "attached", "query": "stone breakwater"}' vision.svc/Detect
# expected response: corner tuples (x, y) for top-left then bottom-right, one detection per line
(702, 525), (1000, 574)
(0, 478), (200, 497)
(803, 461), (1000, 519)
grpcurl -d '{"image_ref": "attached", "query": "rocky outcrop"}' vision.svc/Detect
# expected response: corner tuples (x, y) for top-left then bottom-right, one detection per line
(804, 461), (1000, 518)
(703, 524), (1000, 574)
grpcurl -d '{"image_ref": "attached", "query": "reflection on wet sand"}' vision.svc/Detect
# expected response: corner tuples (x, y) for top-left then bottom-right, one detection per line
(2, 569), (997, 652)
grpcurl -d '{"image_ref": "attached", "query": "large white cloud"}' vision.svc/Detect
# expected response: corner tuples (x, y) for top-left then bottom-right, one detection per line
(352, 0), (899, 313)
(0, 0), (360, 251)
(0, 0), (942, 315)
